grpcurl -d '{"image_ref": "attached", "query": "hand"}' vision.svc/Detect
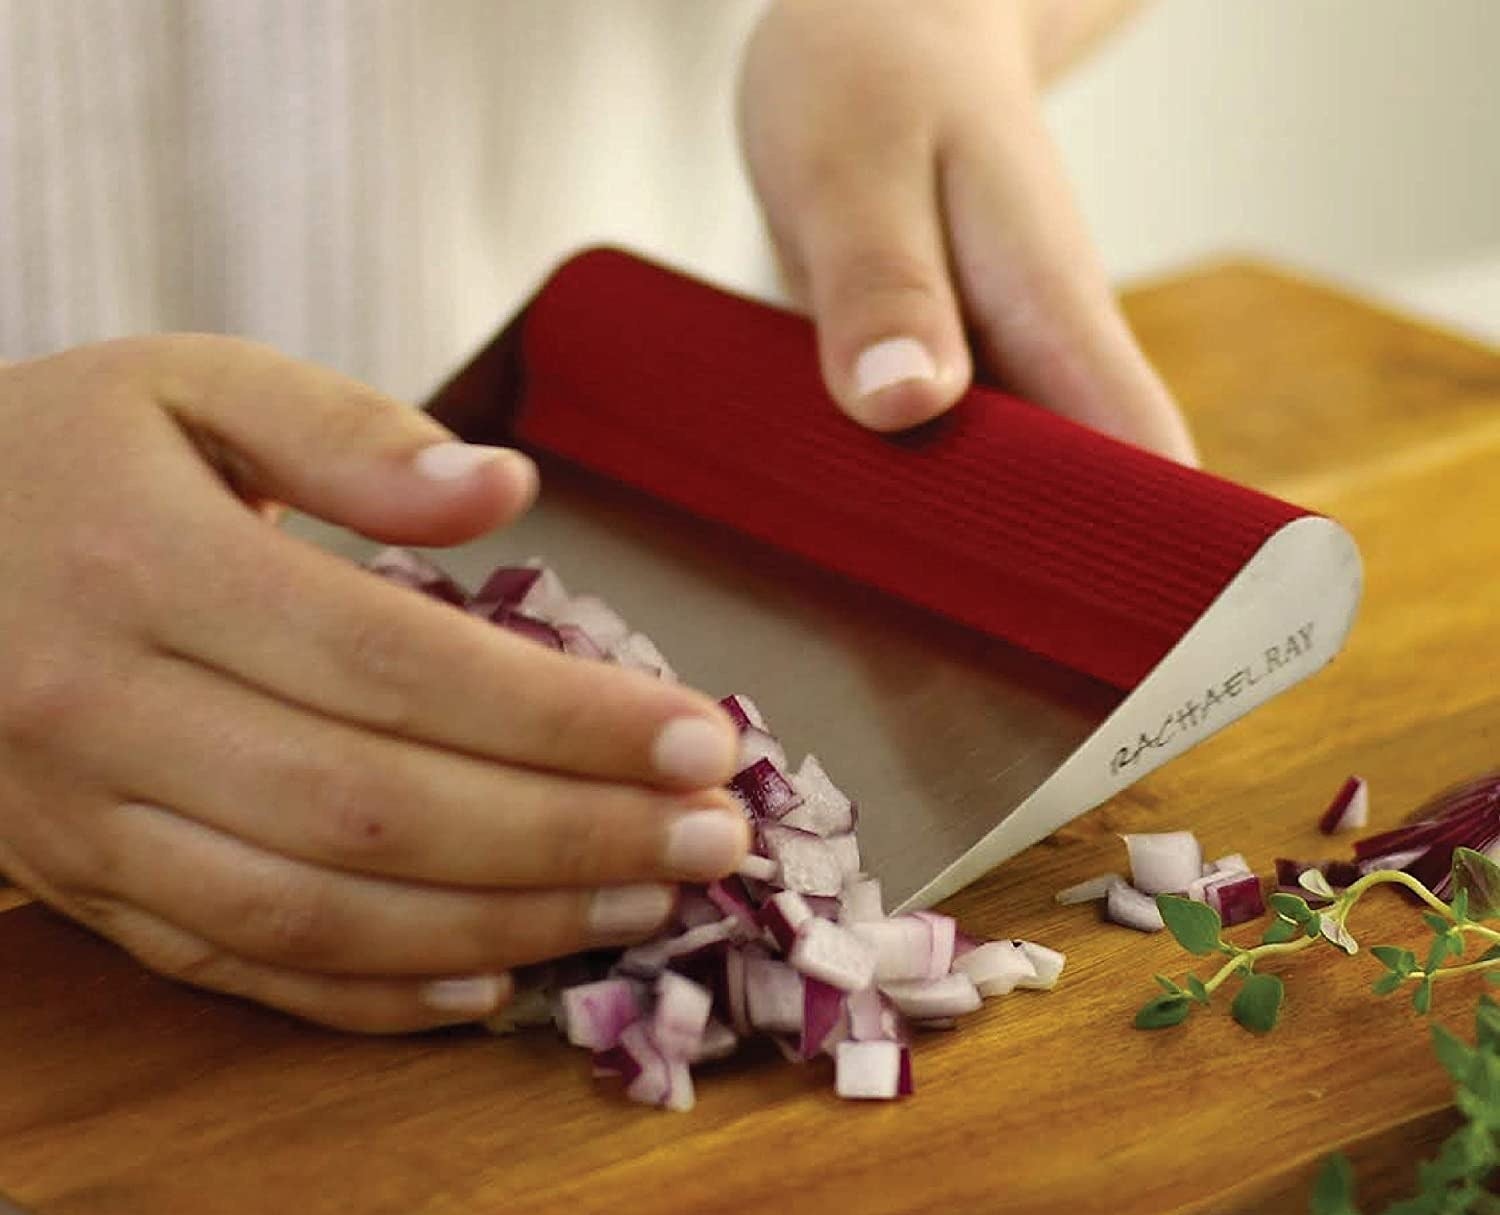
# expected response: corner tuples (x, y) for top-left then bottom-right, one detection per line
(0, 337), (748, 1032)
(738, 0), (1197, 463)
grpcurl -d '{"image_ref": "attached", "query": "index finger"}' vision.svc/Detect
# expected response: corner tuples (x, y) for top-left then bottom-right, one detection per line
(154, 506), (739, 792)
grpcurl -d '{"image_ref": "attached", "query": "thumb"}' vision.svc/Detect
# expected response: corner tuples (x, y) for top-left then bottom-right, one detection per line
(136, 335), (536, 545)
(770, 152), (974, 432)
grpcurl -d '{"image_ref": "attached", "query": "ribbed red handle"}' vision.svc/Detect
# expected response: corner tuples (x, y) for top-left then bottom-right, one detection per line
(506, 248), (1306, 691)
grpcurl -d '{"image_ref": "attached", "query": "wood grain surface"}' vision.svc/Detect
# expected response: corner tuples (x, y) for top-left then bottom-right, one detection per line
(2, 261), (1497, 1215)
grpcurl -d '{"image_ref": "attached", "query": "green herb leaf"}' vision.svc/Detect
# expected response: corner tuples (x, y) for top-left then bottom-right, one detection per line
(1186, 975), (1211, 1005)
(1431, 1023), (1475, 1087)
(1450, 888), (1470, 924)
(1157, 895), (1223, 957)
(1154, 974), (1183, 996)
(1134, 994), (1192, 1029)
(1451, 847), (1500, 920)
(1371, 972), (1404, 997)
(1412, 977), (1434, 1015)
(1308, 1153), (1358, 1215)
(1371, 945), (1417, 977)
(1476, 995), (1500, 1052)
(1424, 933), (1456, 975)
(1422, 912), (1452, 936)
(1232, 971), (1284, 1034)
(1299, 869), (1337, 901)
(1269, 892), (1315, 924)
(1317, 915), (1358, 955)
(1261, 917), (1299, 945)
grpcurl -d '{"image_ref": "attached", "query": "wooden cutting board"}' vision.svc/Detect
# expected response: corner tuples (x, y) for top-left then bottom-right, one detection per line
(2, 261), (1497, 1215)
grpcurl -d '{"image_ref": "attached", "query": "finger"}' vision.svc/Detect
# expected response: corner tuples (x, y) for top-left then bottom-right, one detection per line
(99, 334), (537, 545)
(100, 653), (748, 886)
(149, 498), (739, 791)
(78, 899), (515, 1033)
(938, 109), (1199, 465)
(94, 803), (678, 975)
(773, 135), (973, 432)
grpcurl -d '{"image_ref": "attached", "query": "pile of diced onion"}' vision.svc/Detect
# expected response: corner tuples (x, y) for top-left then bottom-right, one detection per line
(367, 549), (1064, 1109)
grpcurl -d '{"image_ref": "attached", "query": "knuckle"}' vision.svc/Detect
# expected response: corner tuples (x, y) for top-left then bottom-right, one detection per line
(536, 802), (624, 886)
(822, 247), (946, 319)
(298, 756), (405, 864)
(0, 648), (99, 751)
(313, 385), (414, 454)
(333, 612), (422, 729)
(235, 872), (336, 965)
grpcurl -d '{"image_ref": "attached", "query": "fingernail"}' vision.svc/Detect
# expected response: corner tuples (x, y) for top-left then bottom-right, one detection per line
(419, 973), (509, 1017)
(664, 810), (749, 879)
(588, 884), (675, 938)
(413, 441), (529, 483)
(853, 336), (938, 398)
(652, 716), (737, 786)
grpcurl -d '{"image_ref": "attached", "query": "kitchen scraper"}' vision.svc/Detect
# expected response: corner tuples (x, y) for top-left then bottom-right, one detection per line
(419, 247), (1362, 911)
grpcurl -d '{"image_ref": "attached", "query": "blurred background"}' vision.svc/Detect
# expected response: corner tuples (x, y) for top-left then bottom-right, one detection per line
(4, 0), (1495, 400)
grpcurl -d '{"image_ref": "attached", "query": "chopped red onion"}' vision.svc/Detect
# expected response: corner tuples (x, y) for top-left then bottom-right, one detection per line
(1013, 941), (1066, 990)
(1318, 776), (1370, 834)
(760, 890), (814, 952)
(744, 955), (804, 1034)
(1106, 880), (1165, 933)
(690, 1019), (739, 1064)
(1201, 872), (1265, 927)
(800, 978), (846, 1060)
(1054, 872), (1123, 905)
(1209, 853), (1252, 876)
(788, 917), (878, 992)
(654, 972), (713, 1060)
(368, 547), (468, 605)
(551, 594), (631, 650)
(1122, 832), (1204, 895)
(835, 1040), (909, 1101)
(850, 917), (938, 983)
(719, 693), (768, 733)
(730, 759), (802, 821)
(879, 974), (982, 1019)
(759, 824), (843, 896)
(558, 978), (644, 1051)
(610, 632), (677, 681)
(377, 552), (1069, 1109)
(953, 941), (1036, 996)
(826, 833), (861, 879)
(840, 878), (884, 923)
(736, 726), (788, 774)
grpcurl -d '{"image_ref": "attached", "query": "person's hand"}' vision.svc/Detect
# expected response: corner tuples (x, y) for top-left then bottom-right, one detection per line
(739, 0), (1197, 463)
(0, 337), (748, 1032)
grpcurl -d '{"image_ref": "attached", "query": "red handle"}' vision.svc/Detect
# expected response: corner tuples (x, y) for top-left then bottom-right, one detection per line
(500, 248), (1305, 691)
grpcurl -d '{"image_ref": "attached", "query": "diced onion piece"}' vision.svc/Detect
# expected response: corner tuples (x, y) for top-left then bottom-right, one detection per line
(653, 973), (713, 1061)
(780, 755), (856, 837)
(850, 917), (935, 982)
(1105, 881), (1165, 933)
(841, 878), (884, 923)
(1122, 831), (1204, 895)
(610, 632), (677, 681)
(615, 920), (737, 978)
(911, 911), (957, 979)
(729, 759), (802, 821)
(844, 987), (894, 1042)
(1318, 775), (1370, 834)
(690, 1019), (739, 1064)
(879, 973), (982, 1019)
(719, 694), (768, 733)
(1209, 853), (1252, 876)
(736, 727), (787, 774)
(760, 825), (844, 897)
(556, 624), (607, 661)
(835, 1040), (909, 1101)
(1013, 941), (1066, 990)
(800, 978), (846, 1060)
(760, 890), (814, 952)
(953, 941), (1036, 996)
(737, 853), (779, 883)
(549, 594), (630, 650)
(367, 547), (468, 605)
(826, 833), (861, 878)
(788, 917), (878, 992)
(744, 956), (804, 1034)
(559, 978), (643, 1051)
(1201, 873), (1266, 927)
(1054, 872), (1123, 905)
